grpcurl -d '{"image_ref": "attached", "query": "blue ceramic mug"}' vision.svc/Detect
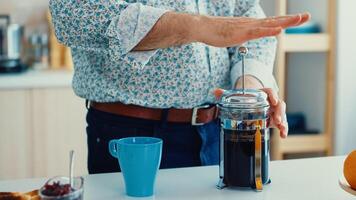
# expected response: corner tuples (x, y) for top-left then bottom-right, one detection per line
(109, 137), (163, 197)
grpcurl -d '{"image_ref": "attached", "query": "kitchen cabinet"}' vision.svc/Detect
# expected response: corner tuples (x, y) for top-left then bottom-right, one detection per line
(0, 86), (88, 180)
(0, 90), (33, 179)
(31, 88), (87, 178)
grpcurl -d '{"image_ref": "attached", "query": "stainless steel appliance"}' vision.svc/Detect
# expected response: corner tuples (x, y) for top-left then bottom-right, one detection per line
(0, 15), (26, 73)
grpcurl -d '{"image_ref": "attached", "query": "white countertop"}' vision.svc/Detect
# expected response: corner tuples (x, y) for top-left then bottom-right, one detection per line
(0, 69), (73, 89)
(0, 156), (354, 200)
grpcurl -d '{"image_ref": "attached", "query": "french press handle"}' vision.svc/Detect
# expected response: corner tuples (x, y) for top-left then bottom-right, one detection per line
(254, 120), (263, 191)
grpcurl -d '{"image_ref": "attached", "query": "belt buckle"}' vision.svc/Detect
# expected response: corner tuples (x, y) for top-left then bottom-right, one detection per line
(191, 104), (211, 126)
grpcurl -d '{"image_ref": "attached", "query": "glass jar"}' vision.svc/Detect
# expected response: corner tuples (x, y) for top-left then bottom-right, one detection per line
(216, 89), (271, 191)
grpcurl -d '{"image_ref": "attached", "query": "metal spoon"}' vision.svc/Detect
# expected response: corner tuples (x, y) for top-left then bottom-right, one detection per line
(69, 150), (75, 187)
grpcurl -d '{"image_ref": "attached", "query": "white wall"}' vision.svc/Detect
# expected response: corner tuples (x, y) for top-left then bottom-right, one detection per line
(335, 0), (356, 155)
(287, 53), (326, 132)
(286, 1), (328, 133)
(260, 0), (275, 16)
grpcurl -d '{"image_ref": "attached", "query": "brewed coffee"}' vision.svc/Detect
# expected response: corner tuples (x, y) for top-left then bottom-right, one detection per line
(223, 129), (270, 187)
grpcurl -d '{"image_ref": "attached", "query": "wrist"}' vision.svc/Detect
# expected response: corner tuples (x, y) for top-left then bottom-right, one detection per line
(235, 75), (264, 89)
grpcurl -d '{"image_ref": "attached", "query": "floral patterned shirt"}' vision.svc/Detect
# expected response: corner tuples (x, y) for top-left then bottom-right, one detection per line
(49, 0), (278, 109)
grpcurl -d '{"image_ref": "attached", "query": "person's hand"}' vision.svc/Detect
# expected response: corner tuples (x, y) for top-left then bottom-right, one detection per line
(134, 11), (310, 51)
(260, 88), (288, 138)
(214, 76), (288, 138)
(192, 13), (310, 48)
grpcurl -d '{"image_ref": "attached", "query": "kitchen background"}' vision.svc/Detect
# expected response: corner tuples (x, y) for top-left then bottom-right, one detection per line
(0, 0), (355, 180)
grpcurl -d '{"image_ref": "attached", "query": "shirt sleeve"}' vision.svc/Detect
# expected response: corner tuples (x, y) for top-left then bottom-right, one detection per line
(229, 0), (279, 92)
(49, 0), (169, 69)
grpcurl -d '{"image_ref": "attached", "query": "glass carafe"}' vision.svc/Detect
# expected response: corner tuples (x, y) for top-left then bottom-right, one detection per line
(216, 89), (271, 191)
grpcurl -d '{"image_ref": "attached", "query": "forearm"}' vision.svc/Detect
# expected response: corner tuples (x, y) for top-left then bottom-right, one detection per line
(134, 12), (201, 51)
(235, 75), (264, 89)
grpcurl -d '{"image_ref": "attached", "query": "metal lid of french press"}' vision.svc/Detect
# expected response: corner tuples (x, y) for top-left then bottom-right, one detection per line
(218, 89), (269, 109)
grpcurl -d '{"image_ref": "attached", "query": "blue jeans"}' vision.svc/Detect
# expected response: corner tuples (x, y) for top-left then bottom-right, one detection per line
(86, 107), (220, 174)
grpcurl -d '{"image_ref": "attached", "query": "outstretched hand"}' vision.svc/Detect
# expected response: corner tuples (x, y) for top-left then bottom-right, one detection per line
(194, 13), (311, 48)
(135, 12), (311, 51)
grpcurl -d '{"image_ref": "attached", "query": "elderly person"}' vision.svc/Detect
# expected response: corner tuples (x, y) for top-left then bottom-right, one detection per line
(49, 0), (309, 174)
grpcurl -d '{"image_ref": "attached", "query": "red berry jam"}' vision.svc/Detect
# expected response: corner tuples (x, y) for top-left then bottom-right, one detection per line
(41, 181), (74, 196)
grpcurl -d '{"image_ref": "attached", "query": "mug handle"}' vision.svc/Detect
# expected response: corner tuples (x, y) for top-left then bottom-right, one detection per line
(109, 140), (119, 158)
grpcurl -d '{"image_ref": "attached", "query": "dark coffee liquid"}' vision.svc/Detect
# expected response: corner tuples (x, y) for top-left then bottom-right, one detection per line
(223, 129), (270, 187)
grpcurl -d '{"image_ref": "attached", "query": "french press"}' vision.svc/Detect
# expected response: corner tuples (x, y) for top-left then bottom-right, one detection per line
(216, 47), (271, 191)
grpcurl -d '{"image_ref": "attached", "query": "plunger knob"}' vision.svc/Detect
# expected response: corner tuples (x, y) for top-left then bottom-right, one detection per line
(238, 46), (249, 56)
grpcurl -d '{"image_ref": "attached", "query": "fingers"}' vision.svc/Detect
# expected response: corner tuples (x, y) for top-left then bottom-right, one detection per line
(262, 88), (289, 138)
(278, 119), (289, 138)
(213, 88), (225, 100)
(274, 111), (288, 138)
(243, 12), (311, 29)
(271, 100), (288, 138)
(257, 14), (302, 28)
(297, 12), (311, 26)
(274, 100), (286, 125)
(240, 27), (282, 41)
(260, 88), (279, 106)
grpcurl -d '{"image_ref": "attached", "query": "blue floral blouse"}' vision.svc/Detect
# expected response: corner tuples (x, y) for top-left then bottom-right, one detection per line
(49, 0), (278, 109)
